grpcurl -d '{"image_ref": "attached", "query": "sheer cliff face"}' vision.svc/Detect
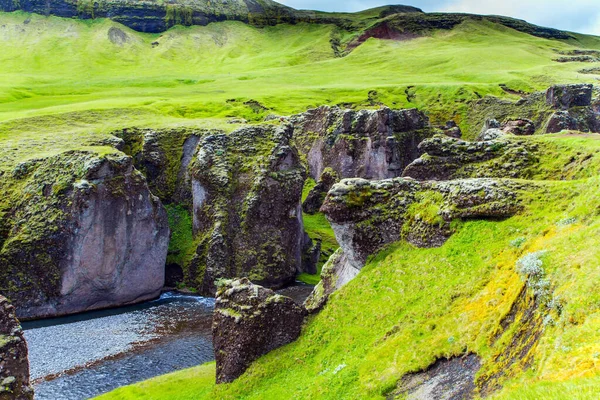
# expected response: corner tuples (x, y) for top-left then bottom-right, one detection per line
(292, 106), (433, 181)
(188, 125), (308, 295)
(0, 152), (170, 320)
(0, 0), (297, 33)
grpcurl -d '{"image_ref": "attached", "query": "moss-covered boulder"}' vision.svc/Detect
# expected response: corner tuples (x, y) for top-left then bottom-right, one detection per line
(0, 151), (170, 319)
(188, 125), (308, 295)
(403, 134), (538, 181)
(308, 177), (525, 309)
(292, 106), (434, 180)
(0, 296), (33, 400)
(213, 278), (306, 383)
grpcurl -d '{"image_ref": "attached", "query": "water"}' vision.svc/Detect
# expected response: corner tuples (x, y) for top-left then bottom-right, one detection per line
(23, 283), (314, 400)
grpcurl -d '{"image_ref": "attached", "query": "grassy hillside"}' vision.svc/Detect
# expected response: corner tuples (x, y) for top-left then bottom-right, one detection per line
(2, 8), (600, 399)
(98, 133), (600, 399)
(1, 10), (599, 146)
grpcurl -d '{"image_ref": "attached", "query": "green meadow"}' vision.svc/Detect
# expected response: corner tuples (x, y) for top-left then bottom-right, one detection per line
(2, 8), (600, 399)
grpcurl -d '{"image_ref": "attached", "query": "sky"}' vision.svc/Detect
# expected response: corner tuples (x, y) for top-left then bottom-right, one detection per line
(279, 1), (600, 35)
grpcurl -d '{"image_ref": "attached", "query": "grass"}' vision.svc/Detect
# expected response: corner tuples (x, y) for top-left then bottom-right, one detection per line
(97, 134), (600, 399)
(2, 9), (600, 399)
(1, 11), (599, 147)
(297, 178), (340, 285)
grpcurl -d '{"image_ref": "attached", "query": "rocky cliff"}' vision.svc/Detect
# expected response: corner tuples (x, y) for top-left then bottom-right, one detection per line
(0, 0), (298, 33)
(187, 125), (308, 295)
(0, 151), (170, 319)
(306, 177), (526, 311)
(0, 296), (33, 400)
(292, 106), (434, 181)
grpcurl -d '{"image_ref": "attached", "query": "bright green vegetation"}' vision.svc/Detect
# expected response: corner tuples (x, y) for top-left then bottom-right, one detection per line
(1, 11), (600, 142)
(298, 178), (340, 285)
(98, 133), (600, 399)
(2, 7), (600, 399)
(165, 205), (196, 269)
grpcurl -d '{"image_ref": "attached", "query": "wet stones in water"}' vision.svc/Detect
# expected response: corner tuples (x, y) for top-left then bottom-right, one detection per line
(213, 278), (306, 383)
(0, 296), (34, 400)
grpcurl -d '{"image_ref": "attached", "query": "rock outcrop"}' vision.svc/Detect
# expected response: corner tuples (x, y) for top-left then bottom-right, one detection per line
(0, 0), (298, 33)
(302, 168), (339, 215)
(0, 151), (170, 319)
(307, 177), (525, 309)
(213, 278), (306, 383)
(545, 84), (600, 133)
(188, 125), (308, 295)
(0, 297), (33, 400)
(471, 85), (599, 138)
(292, 106), (434, 180)
(546, 84), (593, 110)
(403, 135), (538, 181)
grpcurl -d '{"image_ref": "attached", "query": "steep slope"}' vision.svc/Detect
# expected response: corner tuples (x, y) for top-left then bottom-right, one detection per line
(98, 133), (600, 399)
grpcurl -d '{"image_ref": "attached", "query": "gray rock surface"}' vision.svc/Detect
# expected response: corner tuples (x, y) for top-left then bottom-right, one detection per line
(213, 278), (306, 383)
(292, 106), (433, 180)
(0, 152), (170, 319)
(0, 296), (33, 400)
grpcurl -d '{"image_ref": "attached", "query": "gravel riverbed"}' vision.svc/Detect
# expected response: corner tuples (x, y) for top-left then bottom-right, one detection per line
(22, 284), (313, 399)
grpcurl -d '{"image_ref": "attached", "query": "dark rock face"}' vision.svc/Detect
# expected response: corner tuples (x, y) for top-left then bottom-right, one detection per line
(292, 106), (433, 180)
(189, 125), (308, 295)
(0, 152), (169, 319)
(546, 108), (600, 133)
(213, 278), (306, 383)
(403, 135), (538, 181)
(301, 236), (321, 275)
(544, 84), (600, 133)
(114, 127), (212, 205)
(389, 354), (481, 400)
(0, 0), (298, 33)
(0, 297), (33, 400)
(308, 177), (525, 308)
(302, 168), (339, 215)
(546, 84), (593, 110)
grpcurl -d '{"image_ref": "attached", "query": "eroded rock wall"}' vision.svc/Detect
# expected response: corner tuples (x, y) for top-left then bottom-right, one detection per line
(188, 125), (308, 295)
(0, 151), (169, 319)
(292, 106), (434, 181)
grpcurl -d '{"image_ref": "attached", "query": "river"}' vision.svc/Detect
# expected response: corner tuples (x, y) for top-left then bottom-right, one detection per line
(23, 284), (313, 400)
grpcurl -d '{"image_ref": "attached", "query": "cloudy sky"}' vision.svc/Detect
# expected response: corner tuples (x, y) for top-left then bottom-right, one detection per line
(279, 1), (600, 35)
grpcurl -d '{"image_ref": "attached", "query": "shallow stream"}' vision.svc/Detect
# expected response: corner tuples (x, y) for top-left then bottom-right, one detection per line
(23, 284), (313, 399)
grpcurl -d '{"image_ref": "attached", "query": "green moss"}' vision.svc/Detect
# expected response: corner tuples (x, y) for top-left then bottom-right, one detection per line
(165, 204), (196, 269)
